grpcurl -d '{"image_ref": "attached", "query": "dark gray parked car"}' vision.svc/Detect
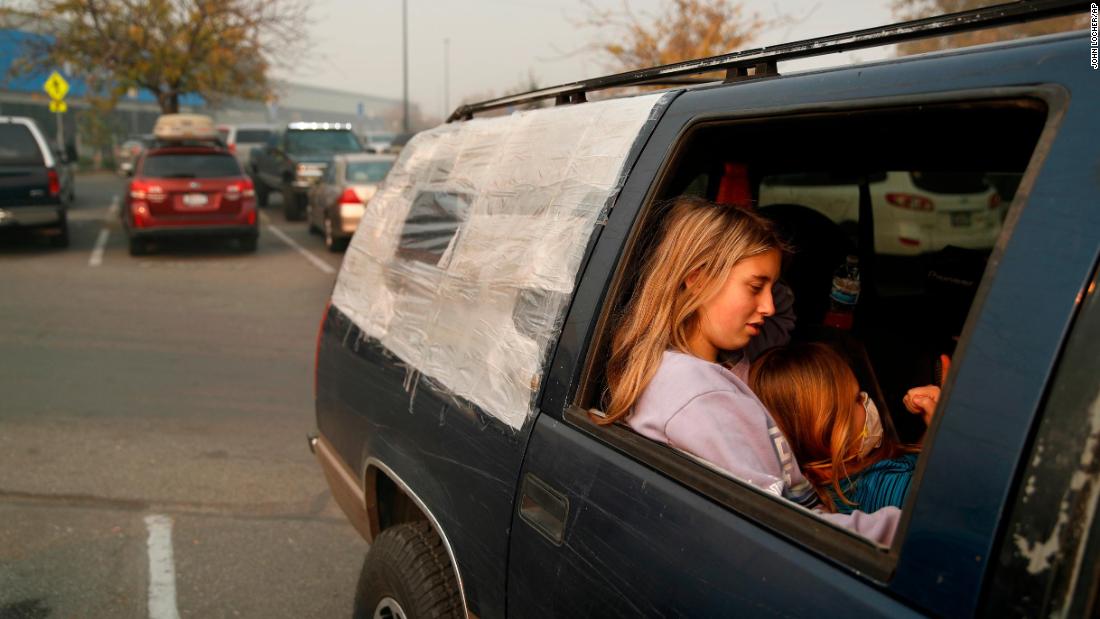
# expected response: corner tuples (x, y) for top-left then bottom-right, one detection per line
(0, 116), (75, 247)
(249, 122), (364, 221)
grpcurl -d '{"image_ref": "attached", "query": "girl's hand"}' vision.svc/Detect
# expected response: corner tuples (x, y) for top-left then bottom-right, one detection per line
(903, 385), (940, 426)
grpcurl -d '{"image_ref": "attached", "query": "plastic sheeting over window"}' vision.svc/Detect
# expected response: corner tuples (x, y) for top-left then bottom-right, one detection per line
(331, 92), (671, 429)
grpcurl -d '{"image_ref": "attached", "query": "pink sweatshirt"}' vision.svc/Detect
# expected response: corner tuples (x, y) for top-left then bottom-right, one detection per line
(627, 350), (900, 545)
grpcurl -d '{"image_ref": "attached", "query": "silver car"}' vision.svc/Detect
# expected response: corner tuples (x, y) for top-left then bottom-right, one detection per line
(307, 153), (396, 251)
(216, 123), (275, 170)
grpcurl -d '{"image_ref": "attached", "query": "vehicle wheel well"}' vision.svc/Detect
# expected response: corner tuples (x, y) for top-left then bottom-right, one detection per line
(372, 468), (429, 533)
(364, 466), (466, 616)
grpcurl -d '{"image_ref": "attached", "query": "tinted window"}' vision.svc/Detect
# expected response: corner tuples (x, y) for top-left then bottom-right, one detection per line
(0, 124), (44, 166)
(286, 131), (362, 155)
(367, 133), (395, 144)
(396, 191), (470, 266)
(908, 171), (990, 194)
(236, 129), (272, 143)
(346, 161), (393, 183)
(141, 153), (242, 178)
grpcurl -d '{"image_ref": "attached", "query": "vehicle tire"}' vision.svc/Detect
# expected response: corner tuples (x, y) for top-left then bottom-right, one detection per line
(239, 235), (258, 252)
(323, 217), (347, 252)
(352, 522), (463, 619)
(128, 237), (147, 256)
(255, 178), (269, 207)
(307, 205), (320, 235)
(283, 188), (305, 221)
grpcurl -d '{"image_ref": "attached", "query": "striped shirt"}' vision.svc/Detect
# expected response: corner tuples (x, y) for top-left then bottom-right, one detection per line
(830, 454), (919, 514)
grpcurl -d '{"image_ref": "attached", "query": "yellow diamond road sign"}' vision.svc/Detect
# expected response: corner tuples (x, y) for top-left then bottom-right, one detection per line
(44, 71), (69, 101)
(49, 100), (67, 113)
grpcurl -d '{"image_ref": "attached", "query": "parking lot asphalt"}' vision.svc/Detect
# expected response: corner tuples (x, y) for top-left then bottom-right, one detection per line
(0, 172), (365, 618)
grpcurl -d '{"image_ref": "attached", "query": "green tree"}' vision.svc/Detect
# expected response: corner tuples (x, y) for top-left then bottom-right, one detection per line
(578, 0), (769, 72)
(2, 0), (309, 113)
(892, 0), (1087, 56)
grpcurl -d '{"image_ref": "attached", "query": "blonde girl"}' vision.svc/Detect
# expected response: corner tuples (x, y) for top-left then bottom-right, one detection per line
(600, 196), (899, 543)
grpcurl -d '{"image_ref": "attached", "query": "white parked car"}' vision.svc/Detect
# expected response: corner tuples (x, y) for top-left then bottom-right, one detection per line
(216, 123), (275, 170)
(759, 170), (1008, 256)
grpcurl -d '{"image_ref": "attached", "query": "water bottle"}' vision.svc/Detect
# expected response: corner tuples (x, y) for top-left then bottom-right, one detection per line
(823, 255), (860, 330)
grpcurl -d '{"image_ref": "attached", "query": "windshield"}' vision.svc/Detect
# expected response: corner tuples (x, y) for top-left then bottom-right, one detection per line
(235, 129), (272, 143)
(141, 153), (242, 178)
(0, 125), (44, 166)
(346, 161), (393, 183)
(286, 130), (362, 155)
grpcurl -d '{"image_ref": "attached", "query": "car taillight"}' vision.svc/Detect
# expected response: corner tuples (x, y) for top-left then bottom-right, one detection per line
(225, 179), (256, 200)
(129, 179), (148, 200)
(228, 143), (236, 154)
(989, 193), (1003, 209)
(885, 192), (934, 211)
(47, 169), (60, 197)
(315, 298), (332, 401)
(339, 188), (361, 204)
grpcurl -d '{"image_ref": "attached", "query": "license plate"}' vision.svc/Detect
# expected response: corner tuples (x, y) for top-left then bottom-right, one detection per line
(182, 193), (208, 207)
(950, 212), (971, 227)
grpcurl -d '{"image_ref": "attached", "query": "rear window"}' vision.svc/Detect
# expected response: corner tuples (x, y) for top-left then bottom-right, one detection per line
(0, 124), (44, 166)
(909, 171), (990, 194)
(346, 161), (393, 183)
(235, 129), (272, 143)
(396, 191), (471, 267)
(286, 130), (362, 155)
(141, 153), (242, 178)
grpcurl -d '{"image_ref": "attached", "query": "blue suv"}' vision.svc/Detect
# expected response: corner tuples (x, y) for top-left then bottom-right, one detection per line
(312, 4), (1099, 617)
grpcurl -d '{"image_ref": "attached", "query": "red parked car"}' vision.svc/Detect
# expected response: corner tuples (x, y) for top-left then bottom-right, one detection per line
(122, 115), (258, 256)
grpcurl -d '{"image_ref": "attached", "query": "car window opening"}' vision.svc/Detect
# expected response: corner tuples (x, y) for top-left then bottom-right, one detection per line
(580, 96), (1049, 549)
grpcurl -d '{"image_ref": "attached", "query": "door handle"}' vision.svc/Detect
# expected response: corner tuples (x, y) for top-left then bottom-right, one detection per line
(518, 473), (568, 546)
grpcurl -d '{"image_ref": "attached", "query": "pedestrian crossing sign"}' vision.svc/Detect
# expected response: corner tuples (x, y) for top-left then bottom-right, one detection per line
(44, 71), (70, 101)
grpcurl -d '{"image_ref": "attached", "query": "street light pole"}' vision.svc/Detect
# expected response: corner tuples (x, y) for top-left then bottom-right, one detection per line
(402, 0), (409, 134)
(443, 37), (450, 118)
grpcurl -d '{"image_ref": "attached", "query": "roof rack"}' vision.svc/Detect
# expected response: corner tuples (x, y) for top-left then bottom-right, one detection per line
(447, 0), (1083, 122)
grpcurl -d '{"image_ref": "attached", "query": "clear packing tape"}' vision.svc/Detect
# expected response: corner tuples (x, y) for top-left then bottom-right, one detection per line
(331, 92), (671, 429)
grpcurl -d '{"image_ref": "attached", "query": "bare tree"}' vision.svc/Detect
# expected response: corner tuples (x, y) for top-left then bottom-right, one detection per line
(1, 0), (310, 113)
(892, 0), (1087, 56)
(578, 0), (769, 72)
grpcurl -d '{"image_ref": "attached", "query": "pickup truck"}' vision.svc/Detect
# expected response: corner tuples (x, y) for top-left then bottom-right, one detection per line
(248, 122), (364, 220)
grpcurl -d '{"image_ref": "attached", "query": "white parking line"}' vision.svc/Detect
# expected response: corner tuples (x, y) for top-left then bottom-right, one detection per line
(88, 196), (119, 267)
(263, 214), (336, 275)
(144, 514), (181, 619)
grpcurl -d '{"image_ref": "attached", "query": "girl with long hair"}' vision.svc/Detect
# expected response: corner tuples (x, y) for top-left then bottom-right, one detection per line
(601, 195), (899, 543)
(749, 343), (938, 514)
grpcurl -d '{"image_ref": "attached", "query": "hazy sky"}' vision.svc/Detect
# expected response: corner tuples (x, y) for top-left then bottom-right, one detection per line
(280, 0), (899, 120)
